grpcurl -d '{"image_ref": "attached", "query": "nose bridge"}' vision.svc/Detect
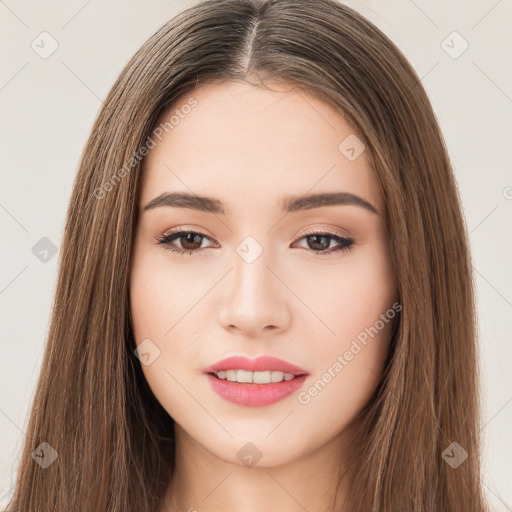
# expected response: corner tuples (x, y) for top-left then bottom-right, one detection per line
(231, 235), (277, 311)
(218, 234), (290, 333)
(233, 240), (272, 301)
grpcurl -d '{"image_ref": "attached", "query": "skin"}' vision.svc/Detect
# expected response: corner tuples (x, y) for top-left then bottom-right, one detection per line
(129, 80), (397, 512)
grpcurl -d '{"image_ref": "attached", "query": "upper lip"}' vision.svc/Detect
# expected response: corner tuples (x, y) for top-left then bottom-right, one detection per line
(203, 356), (309, 376)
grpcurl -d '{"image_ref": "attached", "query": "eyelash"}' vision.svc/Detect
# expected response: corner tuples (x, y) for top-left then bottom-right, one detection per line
(154, 229), (354, 257)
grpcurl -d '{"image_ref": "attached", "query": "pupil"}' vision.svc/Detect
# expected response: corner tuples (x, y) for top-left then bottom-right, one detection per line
(183, 233), (201, 249)
(309, 235), (329, 251)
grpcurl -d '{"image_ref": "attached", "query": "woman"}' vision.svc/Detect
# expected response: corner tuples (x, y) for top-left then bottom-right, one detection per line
(7, 0), (489, 511)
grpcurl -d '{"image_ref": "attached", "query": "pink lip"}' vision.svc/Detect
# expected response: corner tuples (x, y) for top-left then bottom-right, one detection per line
(205, 374), (308, 407)
(203, 355), (308, 375)
(203, 356), (310, 407)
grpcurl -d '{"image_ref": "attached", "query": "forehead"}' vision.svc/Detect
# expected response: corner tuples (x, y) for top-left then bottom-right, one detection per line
(140, 81), (382, 216)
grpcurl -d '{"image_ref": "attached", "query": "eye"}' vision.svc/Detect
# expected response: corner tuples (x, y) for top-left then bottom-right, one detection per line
(155, 229), (354, 256)
(292, 230), (354, 255)
(155, 230), (218, 256)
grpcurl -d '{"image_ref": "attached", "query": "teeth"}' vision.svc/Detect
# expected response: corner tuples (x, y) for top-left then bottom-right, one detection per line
(214, 370), (296, 384)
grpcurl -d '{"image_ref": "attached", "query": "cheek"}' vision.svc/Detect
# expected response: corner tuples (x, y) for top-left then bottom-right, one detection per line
(293, 241), (396, 422)
(129, 248), (206, 421)
(129, 249), (200, 342)
(300, 242), (396, 344)
(129, 244), (216, 370)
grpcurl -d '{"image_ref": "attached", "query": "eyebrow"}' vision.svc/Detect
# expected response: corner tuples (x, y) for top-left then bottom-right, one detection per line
(143, 191), (379, 215)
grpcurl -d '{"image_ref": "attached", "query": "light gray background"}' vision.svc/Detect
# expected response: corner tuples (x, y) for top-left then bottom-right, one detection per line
(1, 0), (511, 509)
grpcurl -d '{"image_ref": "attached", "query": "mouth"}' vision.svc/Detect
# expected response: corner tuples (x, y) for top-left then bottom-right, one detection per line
(203, 355), (310, 407)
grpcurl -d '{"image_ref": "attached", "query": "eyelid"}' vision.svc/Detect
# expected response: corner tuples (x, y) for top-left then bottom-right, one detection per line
(162, 225), (215, 239)
(159, 228), (218, 247)
(295, 226), (350, 239)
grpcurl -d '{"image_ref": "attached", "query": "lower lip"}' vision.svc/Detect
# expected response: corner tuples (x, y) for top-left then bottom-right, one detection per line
(205, 373), (308, 407)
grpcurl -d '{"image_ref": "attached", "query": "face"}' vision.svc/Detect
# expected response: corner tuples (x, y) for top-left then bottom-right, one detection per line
(129, 80), (397, 468)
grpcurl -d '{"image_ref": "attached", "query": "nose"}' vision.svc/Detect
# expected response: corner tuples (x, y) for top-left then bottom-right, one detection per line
(217, 247), (291, 337)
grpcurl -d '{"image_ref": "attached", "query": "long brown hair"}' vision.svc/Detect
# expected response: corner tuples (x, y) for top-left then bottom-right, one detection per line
(7, 0), (488, 510)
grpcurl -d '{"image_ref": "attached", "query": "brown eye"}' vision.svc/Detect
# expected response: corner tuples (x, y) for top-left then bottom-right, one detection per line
(306, 234), (331, 251)
(155, 230), (217, 256)
(294, 232), (354, 255)
(155, 230), (354, 257)
(176, 232), (204, 251)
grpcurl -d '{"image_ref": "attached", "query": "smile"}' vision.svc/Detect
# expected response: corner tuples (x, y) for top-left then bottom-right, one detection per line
(205, 372), (309, 407)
